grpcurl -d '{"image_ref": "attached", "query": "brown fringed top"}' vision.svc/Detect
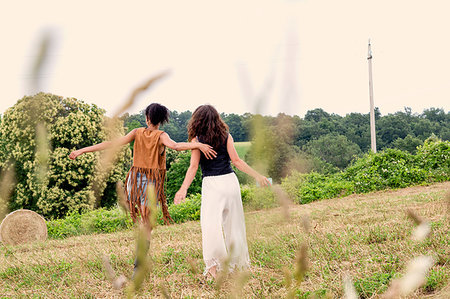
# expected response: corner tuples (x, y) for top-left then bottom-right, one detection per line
(125, 128), (172, 225)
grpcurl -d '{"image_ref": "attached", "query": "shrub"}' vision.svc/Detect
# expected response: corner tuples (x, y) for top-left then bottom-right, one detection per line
(48, 185), (278, 239)
(245, 122), (298, 183)
(280, 171), (307, 201)
(157, 193), (202, 224)
(303, 134), (362, 169)
(343, 149), (428, 193)
(279, 138), (448, 204)
(416, 137), (450, 182)
(391, 134), (423, 154)
(47, 207), (133, 239)
(165, 151), (202, 204)
(240, 184), (277, 211)
(0, 93), (131, 218)
(281, 171), (354, 204)
(159, 183), (277, 225)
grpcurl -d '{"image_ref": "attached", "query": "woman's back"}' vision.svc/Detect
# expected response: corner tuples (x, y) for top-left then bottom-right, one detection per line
(127, 127), (169, 223)
(198, 135), (233, 178)
(133, 128), (165, 170)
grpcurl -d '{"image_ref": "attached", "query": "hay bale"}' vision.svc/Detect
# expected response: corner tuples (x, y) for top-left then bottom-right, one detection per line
(0, 209), (47, 245)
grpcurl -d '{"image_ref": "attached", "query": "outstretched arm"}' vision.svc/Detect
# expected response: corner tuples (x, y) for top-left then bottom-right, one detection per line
(227, 134), (271, 186)
(159, 133), (216, 159)
(174, 149), (201, 204)
(69, 129), (137, 160)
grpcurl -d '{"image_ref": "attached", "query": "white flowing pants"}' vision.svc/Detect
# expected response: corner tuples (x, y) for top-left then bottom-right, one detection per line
(201, 173), (250, 274)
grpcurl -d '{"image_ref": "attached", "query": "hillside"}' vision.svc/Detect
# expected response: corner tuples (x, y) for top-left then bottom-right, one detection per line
(1, 182), (449, 298)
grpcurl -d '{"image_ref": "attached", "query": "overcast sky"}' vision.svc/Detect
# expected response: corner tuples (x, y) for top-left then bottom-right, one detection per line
(1, 0), (449, 118)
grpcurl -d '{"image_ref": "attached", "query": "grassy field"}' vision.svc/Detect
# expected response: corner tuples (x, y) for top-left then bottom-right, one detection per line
(0, 182), (449, 298)
(234, 141), (251, 160)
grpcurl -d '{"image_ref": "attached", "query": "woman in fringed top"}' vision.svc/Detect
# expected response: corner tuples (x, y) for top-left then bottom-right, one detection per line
(69, 103), (216, 275)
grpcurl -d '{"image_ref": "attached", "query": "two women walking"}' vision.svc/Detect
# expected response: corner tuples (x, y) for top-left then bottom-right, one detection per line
(69, 103), (270, 279)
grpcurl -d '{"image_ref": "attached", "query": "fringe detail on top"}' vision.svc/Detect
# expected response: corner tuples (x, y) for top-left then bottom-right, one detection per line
(124, 166), (173, 225)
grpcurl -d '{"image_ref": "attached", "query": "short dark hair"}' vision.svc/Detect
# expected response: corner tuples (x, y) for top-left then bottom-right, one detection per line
(145, 103), (169, 126)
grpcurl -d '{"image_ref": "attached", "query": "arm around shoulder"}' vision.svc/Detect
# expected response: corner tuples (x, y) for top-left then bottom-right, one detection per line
(159, 133), (217, 159)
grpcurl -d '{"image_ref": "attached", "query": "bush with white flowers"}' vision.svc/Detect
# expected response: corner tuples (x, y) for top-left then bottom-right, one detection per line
(0, 93), (131, 219)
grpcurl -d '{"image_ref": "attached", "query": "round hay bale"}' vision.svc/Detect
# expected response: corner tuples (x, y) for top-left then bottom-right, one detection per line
(0, 209), (48, 245)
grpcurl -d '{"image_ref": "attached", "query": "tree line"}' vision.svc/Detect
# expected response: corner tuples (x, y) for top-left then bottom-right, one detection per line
(123, 107), (449, 178)
(123, 107), (449, 149)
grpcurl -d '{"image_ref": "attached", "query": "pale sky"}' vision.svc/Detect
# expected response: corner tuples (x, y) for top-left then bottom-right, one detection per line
(1, 0), (449, 117)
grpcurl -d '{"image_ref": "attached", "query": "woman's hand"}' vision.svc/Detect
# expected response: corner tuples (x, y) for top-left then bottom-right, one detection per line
(69, 149), (84, 160)
(256, 175), (271, 187)
(174, 189), (187, 205)
(197, 143), (217, 160)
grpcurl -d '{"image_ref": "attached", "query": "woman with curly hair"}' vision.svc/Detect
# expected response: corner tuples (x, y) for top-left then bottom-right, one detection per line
(174, 104), (270, 278)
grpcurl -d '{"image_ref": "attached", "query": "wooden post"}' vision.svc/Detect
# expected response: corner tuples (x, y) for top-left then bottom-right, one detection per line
(368, 39), (377, 153)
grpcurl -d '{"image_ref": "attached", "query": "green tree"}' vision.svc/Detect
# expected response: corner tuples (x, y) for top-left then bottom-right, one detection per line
(304, 108), (330, 122)
(161, 110), (191, 142)
(440, 127), (450, 141)
(122, 111), (146, 130)
(416, 135), (450, 178)
(304, 134), (362, 169)
(246, 124), (296, 182)
(341, 112), (370, 152)
(0, 93), (131, 218)
(391, 134), (423, 154)
(422, 107), (446, 123)
(376, 114), (411, 149)
(125, 120), (142, 134)
(412, 118), (439, 141)
(222, 113), (248, 141)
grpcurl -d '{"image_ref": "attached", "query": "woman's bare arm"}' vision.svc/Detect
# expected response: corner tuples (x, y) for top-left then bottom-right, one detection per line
(69, 129), (137, 159)
(159, 132), (216, 159)
(227, 134), (271, 186)
(174, 149), (201, 204)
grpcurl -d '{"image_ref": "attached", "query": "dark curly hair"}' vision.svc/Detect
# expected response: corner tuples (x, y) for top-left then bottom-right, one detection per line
(188, 105), (229, 148)
(145, 103), (169, 126)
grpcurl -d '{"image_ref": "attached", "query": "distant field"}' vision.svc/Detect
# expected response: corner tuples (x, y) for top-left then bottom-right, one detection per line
(234, 141), (251, 159)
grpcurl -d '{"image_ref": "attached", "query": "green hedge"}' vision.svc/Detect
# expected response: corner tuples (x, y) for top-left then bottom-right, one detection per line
(281, 172), (354, 204)
(241, 184), (277, 210)
(157, 193), (202, 224)
(46, 139), (448, 239)
(46, 185), (278, 238)
(282, 138), (449, 203)
(416, 137), (450, 181)
(47, 207), (133, 239)
(343, 149), (428, 193)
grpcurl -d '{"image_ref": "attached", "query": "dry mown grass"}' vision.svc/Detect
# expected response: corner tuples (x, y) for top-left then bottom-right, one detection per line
(1, 182), (449, 298)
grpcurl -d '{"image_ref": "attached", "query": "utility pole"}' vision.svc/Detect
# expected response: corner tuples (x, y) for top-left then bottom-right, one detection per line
(368, 39), (377, 153)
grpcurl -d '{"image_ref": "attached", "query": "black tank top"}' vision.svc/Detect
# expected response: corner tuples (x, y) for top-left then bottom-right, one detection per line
(198, 135), (234, 178)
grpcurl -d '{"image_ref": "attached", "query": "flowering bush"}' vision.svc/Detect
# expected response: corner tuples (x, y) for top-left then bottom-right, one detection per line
(416, 136), (450, 182)
(343, 149), (428, 193)
(0, 93), (131, 219)
(281, 138), (449, 202)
